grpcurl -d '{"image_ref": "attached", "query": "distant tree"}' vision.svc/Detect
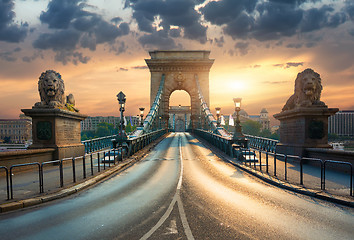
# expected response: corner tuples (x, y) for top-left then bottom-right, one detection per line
(81, 130), (95, 141)
(260, 128), (272, 138)
(125, 121), (136, 133)
(96, 122), (115, 137)
(242, 120), (261, 136)
(270, 132), (279, 140)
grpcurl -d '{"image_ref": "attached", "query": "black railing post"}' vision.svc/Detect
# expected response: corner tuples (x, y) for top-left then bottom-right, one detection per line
(39, 164), (44, 193)
(83, 155), (86, 179)
(266, 151), (269, 173)
(60, 159), (64, 187)
(108, 150), (111, 168)
(103, 151), (106, 170)
(300, 157), (303, 185)
(284, 155), (287, 181)
(90, 153), (94, 176)
(9, 167), (13, 199)
(321, 161), (326, 191)
(274, 152), (277, 177)
(72, 157), (76, 183)
(259, 150), (262, 172)
(97, 152), (101, 172)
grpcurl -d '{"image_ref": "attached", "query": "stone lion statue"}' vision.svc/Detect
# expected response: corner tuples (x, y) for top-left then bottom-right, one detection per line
(34, 70), (79, 112)
(282, 68), (326, 111)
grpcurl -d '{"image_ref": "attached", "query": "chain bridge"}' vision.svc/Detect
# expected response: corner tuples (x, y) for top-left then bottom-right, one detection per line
(0, 51), (353, 240)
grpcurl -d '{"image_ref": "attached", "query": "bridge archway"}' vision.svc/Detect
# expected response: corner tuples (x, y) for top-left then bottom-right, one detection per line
(169, 90), (191, 132)
(145, 51), (214, 129)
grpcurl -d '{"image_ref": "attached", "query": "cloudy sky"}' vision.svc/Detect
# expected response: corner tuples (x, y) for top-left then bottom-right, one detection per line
(0, 0), (353, 124)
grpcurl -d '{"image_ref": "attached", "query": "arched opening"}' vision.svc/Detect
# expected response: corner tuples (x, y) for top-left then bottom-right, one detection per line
(168, 90), (191, 132)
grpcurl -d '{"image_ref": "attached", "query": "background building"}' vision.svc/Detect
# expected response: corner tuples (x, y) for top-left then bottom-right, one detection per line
(328, 110), (354, 137)
(233, 108), (270, 130)
(0, 115), (32, 143)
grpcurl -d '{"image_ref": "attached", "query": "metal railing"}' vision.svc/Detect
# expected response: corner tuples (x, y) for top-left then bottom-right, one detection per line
(1, 129), (167, 201)
(245, 134), (278, 153)
(193, 130), (353, 197)
(82, 134), (117, 153)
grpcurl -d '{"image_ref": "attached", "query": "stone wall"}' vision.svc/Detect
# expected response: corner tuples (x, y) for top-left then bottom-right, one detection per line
(0, 148), (55, 169)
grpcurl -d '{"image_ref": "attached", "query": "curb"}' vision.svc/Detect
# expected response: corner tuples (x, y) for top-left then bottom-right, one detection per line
(0, 134), (167, 214)
(193, 134), (354, 208)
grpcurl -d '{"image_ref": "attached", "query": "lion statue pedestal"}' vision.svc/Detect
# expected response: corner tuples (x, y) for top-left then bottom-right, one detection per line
(274, 69), (338, 157)
(21, 70), (87, 160)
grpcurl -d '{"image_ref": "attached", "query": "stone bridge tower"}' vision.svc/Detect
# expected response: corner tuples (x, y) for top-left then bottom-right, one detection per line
(145, 50), (214, 129)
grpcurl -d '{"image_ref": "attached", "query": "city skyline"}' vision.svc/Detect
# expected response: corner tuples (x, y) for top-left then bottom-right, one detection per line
(0, 0), (353, 124)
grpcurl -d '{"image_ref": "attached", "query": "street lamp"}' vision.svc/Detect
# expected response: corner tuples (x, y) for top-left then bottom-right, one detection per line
(233, 98), (245, 141)
(139, 107), (145, 127)
(117, 91), (126, 132)
(115, 91), (128, 156)
(215, 107), (221, 127)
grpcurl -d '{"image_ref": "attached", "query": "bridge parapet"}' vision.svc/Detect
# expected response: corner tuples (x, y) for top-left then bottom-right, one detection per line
(244, 134), (278, 153)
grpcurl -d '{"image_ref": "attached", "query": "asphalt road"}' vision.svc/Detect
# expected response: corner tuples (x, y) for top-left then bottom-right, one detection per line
(0, 133), (353, 240)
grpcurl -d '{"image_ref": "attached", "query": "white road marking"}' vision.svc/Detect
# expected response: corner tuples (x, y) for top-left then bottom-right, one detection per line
(140, 133), (195, 240)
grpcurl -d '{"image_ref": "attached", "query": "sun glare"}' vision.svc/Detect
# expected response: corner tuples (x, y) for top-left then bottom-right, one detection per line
(230, 80), (247, 90)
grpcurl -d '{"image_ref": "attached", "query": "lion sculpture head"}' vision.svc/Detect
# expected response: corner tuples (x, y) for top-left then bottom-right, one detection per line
(34, 70), (78, 112)
(34, 70), (65, 108)
(282, 68), (326, 111)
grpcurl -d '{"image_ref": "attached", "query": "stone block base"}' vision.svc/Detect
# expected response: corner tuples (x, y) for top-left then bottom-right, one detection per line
(55, 144), (85, 160)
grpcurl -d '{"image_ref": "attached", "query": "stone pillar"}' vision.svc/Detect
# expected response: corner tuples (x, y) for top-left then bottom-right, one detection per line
(274, 107), (338, 156)
(22, 108), (87, 160)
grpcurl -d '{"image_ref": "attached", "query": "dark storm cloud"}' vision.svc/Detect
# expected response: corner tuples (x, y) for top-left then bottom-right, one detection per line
(273, 62), (304, 68)
(286, 43), (303, 49)
(201, 0), (257, 25)
(285, 62), (304, 68)
(200, 0), (350, 45)
(126, 0), (207, 47)
(214, 36), (224, 47)
(109, 41), (128, 55)
(0, 0), (28, 43)
(138, 30), (178, 49)
(300, 5), (346, 33)
(33, 29), (81, 51)
(33, 0), (130, 64)
(0, 47), (21, 62)
(118, 67), (128, 72)
(54, 50), (90, 65)
(22, 51), (43, 63)
(344, 2), (354, 21)
(234, 42), (249, 56)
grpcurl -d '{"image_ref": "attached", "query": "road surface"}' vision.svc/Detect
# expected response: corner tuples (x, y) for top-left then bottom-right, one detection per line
(0, 133), (353, 239)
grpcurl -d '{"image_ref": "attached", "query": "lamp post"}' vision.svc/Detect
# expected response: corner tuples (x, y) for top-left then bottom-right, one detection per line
(233, 98), (245, 141)
(115, 91), (128, 155)
(215, 107), (221, 127)
(139, 107), (145, 127)
(117, 91), (126, 133)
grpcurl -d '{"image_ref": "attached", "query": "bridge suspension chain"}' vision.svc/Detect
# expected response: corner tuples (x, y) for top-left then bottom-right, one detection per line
(131, 74), (165, 137)
(195, 74), (231, 138)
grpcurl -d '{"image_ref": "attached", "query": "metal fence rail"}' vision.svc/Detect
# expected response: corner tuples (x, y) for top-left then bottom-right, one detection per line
(194, 130), (353, 197)
(0, 129), (167, 201)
